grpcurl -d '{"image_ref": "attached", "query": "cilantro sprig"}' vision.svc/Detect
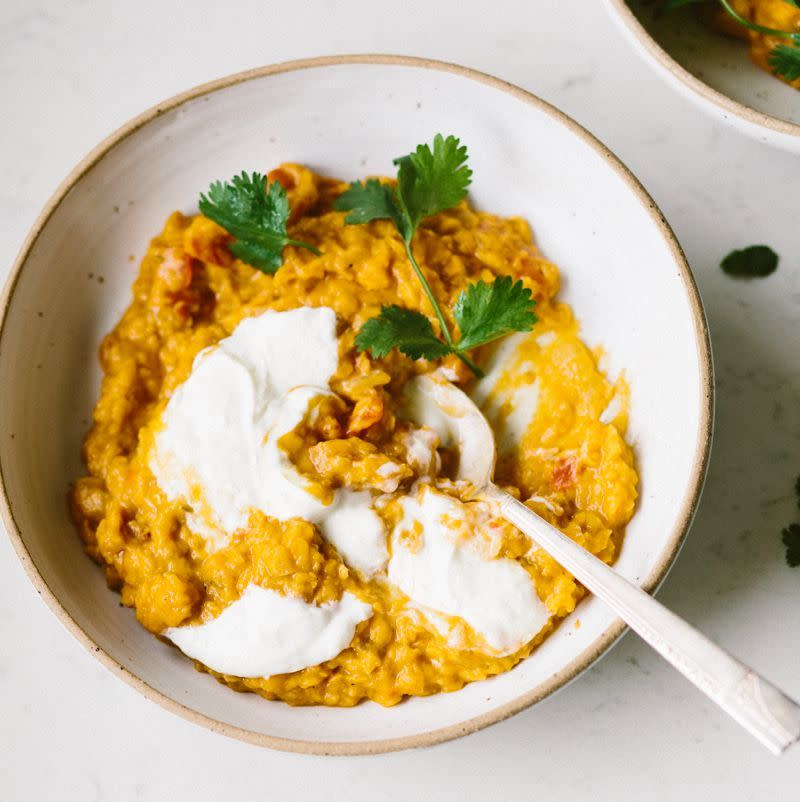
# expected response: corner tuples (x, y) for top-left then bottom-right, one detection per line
(335, 135), (472, 364)
(199, 172), (320, 273)
(335, 135), (537, 377)
(662, 0), (800, 82)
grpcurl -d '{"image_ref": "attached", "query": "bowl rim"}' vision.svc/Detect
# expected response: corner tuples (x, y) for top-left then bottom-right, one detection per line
(0, 53), (714, 756)
(605, 0), (800, 139)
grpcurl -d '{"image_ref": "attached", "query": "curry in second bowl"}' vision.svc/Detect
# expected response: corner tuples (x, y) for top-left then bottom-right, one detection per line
(70, 135), (638, 707)
(662, 0), (800, 88)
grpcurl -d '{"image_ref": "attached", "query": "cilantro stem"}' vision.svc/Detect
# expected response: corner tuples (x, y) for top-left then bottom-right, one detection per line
(717, 0), (798, 39)
(287, 239), (321, 256)
(455, 350), (484, 378)
(402, 238), (485, 377)
(403, 238), (454, 347)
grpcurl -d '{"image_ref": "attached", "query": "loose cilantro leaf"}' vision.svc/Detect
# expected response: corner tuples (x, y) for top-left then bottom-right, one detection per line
(783, 523), (800, 567)
(454, 277), (537, 352)
(199, 171), (319, 274)
(356, 306), (452, 361)
(394, 134), (472, 234)
(720, 245), (779, 279)
(769, 43), (800, 81)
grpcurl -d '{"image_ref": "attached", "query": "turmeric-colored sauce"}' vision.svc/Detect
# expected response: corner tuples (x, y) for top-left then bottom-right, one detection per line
(71, 164), (638, 706)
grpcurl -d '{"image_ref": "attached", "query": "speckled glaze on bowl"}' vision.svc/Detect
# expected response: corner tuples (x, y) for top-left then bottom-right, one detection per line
(0, 55), (713, 755)
(604, 0), (800, 152)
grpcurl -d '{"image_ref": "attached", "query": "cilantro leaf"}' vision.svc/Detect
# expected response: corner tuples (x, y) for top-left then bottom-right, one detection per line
(769, 43), (800, 81)
(355, 306), (451, 361)
(783, 523), (800, 567)
(334, 178), (405, 230)
(454, 277), (537, 351)
(720, 245), (779, 279)
(394, 134), (472, 236)
(355, 278), (537, 375)
(334, 134), (472, 247)
(199, 171), (319, 273)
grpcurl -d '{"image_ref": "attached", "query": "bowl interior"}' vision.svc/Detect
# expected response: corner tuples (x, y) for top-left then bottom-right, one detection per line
(0, 59), (710, 752)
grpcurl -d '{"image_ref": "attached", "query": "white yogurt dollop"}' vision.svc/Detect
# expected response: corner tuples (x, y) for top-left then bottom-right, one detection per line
(471, 332), (540, 455)
(150, 306), (388, 575)
(388, 486), (549, 655)
(152, 307), (383, 678)
(322, 489), (389, 577)
(151, 307), (337, 538)
(165, 584), (372, 677)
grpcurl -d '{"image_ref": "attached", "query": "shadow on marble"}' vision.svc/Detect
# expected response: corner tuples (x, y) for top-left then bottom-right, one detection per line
(652, 279), (800, 629)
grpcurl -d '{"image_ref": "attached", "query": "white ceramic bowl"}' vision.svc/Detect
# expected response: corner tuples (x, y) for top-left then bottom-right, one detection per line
(604, 0), (800, 152)
(0, 56), (713, 754)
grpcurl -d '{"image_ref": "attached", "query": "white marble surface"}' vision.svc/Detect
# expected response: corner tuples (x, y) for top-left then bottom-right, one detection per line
(1, 1), (799, 799)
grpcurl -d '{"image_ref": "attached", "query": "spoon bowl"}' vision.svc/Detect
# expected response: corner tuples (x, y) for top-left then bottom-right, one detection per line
(402, 374), (495, 487)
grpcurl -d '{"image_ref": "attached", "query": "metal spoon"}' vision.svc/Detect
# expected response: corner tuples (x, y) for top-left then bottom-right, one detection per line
(404, 374), (800, 754)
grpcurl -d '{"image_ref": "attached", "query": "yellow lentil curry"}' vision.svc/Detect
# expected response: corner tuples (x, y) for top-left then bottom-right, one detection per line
(71, 164), (638, 707)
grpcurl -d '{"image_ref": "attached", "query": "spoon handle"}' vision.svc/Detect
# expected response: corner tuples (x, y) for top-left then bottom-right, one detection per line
(495, 488), (800, 755)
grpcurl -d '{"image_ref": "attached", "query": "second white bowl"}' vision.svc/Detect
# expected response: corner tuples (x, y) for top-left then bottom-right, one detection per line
(604, 0), (800, 152)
